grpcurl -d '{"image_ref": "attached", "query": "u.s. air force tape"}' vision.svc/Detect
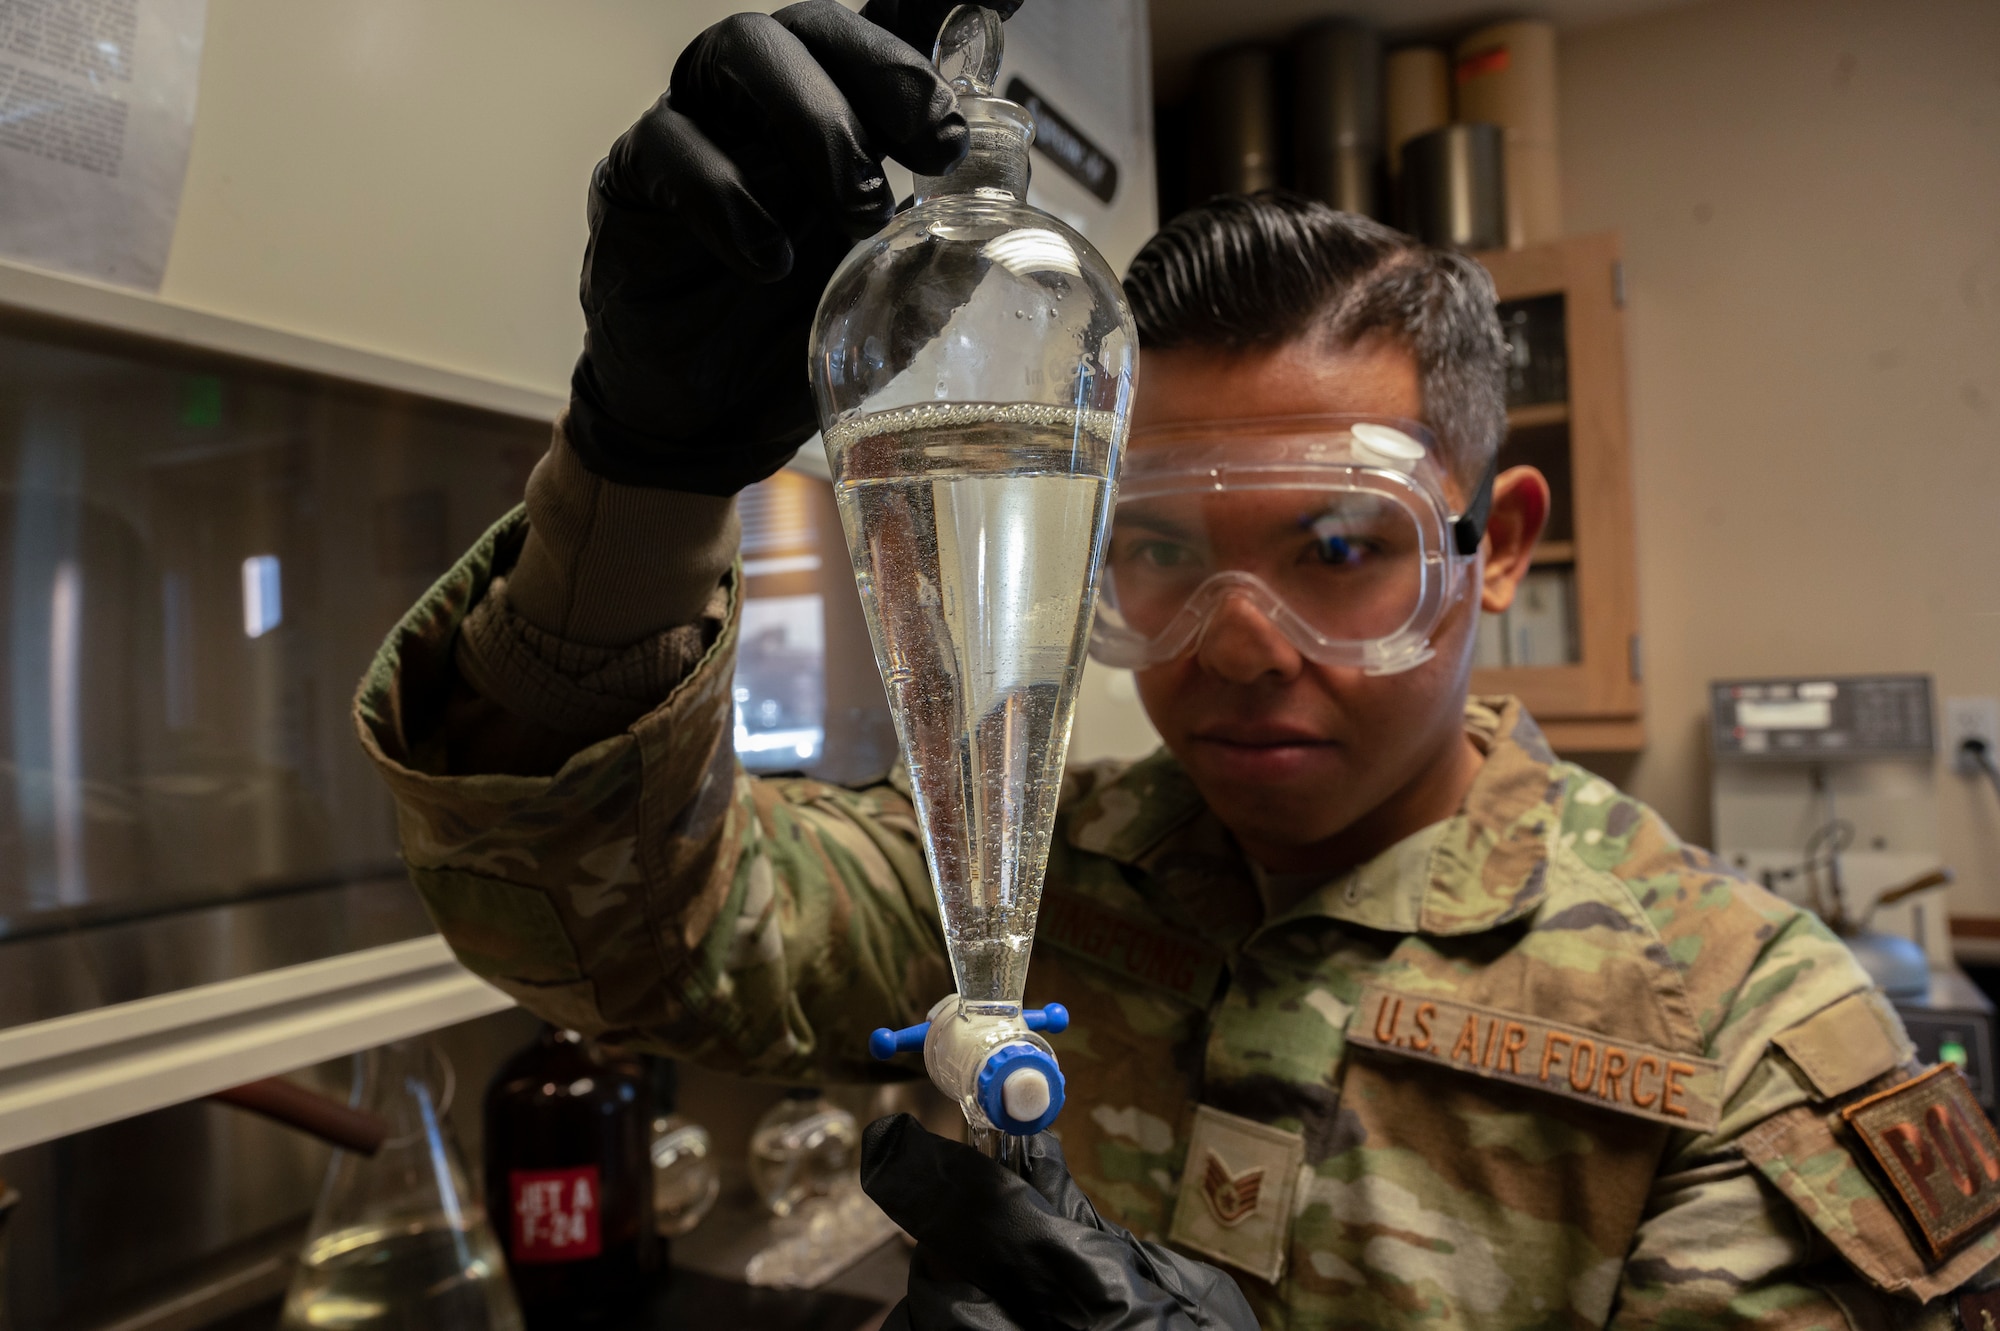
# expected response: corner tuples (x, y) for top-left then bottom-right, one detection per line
(1349, 983), (1723, 1131)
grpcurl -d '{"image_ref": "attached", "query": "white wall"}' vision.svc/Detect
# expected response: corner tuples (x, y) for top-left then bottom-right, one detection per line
(1560, 0), (2000, 915)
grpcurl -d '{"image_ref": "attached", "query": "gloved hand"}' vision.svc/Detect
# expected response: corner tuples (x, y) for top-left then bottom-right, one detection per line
(570, 0), (1023, 495)
(861, 1114), (1261, 1331)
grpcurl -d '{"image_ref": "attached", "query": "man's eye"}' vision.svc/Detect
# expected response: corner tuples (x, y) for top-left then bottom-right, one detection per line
(1126, 539), (1196, 568)
(1306, 529), (1368, 567)
(1302, 512), (1395, 568)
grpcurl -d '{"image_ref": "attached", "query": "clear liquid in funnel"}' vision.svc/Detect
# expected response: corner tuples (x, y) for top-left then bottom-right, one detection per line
(824, 403), (1118, 1005)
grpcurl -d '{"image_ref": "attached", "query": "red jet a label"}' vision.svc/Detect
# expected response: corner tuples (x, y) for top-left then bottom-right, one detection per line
(510, 1165), (602, 1263)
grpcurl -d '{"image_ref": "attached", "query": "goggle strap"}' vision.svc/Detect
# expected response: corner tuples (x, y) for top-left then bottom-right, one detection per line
(1451, 452), (1502, 557)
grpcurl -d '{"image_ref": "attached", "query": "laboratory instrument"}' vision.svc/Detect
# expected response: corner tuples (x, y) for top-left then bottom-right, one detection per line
(748, 1088), (860, 1218)
(646, 1060), (719, 1239)
(280, 1040), (522, 1331)
(808, 5), (1137, 1151)
(1708, 673), (1995, 1105)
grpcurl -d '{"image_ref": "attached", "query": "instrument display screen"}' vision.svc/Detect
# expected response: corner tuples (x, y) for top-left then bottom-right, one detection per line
(1710, 674), (1933, 761)
(1736, 698), (1833, 730)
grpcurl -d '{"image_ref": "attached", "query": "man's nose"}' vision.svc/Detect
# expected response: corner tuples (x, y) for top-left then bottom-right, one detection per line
(1194, 592), (1306, 684)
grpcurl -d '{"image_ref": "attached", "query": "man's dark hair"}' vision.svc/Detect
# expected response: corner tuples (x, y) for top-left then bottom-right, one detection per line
(1122, 191), (1509, 490)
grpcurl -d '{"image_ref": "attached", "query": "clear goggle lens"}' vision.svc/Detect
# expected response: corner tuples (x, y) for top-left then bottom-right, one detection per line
(1087, 418), (1479, 676)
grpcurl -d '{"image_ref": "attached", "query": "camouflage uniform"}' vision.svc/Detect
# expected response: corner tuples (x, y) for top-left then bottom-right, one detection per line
(359, 508), (2000, 1329)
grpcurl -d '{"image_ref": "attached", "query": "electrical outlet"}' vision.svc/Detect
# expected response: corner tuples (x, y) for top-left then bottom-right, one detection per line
(1945, 696), (2000, 775)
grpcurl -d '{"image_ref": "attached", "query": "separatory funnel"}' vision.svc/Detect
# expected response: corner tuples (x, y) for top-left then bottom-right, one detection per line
(807, 5), (1137, 1153)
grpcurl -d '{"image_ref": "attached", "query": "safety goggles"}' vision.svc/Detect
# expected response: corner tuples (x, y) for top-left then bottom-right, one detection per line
(1089, 416), (1495, 676)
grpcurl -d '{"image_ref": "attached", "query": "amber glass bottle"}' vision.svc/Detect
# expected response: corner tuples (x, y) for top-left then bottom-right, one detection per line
(483, 1027), (658, 1326)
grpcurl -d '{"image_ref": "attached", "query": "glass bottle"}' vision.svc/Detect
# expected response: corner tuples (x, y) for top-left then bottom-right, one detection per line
(645, 1057), (719, 1238)
(279, 1039), (521, 1331)
(806, 7), (1138, 1032)
(482, 1027), (658, 1327)
(747, 1088), (860, 1218)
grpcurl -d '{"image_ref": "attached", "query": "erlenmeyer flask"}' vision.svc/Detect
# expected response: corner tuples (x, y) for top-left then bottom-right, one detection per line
(279, 1039), (522, 1331)
(807, 7), (1138, 1028)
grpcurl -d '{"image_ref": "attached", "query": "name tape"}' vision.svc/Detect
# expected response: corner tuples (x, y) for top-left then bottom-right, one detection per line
(1037, 892), (1224, 1005)
(1351, 983), (1723, 1131)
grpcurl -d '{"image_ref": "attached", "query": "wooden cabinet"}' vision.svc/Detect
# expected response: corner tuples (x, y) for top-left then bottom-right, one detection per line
(1471, 232), (1644, 752)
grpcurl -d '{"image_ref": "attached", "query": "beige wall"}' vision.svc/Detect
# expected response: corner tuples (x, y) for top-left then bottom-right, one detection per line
(158, 0), (745, 397)
(1559, 0), (2000, 914)
(155, 0), (1157, 404)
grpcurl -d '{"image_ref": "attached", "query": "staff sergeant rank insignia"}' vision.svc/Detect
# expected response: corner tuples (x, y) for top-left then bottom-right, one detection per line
(1169, 1106), (1304, 1283)
(1843, 1062), (2000, 1260)
(1200, 1152), (1264, 1228)
(1351, 983), (1724, 1130)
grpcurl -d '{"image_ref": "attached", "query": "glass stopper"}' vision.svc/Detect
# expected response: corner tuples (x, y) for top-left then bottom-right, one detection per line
(934, 4), (1003, 97)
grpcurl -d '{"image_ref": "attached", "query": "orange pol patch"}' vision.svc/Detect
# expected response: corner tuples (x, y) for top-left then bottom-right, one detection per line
(1842, 1063), (2000, 1261)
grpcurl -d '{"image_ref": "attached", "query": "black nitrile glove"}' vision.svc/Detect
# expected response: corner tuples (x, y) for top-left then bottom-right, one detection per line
(570, 0), (1023, 495)
(861, 1114), (1261, 1331)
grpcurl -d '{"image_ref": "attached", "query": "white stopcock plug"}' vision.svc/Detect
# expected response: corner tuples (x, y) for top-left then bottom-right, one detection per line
(869, 995), (1069, 1136)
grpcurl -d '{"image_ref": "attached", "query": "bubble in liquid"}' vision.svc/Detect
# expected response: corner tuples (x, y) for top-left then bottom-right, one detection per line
(1014, 310), (1024, 319)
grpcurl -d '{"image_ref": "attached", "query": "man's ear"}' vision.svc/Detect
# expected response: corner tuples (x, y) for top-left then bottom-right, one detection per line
(1480, 466), (1552, 614)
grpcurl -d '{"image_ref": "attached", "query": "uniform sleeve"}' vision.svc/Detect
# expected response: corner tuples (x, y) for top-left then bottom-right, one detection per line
(440, 421), (743, 771)
(1608, 903), (1996, 1328)
(353, 507), (952, 1080)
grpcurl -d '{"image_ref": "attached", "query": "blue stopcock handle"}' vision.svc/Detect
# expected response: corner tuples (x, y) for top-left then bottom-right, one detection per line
(1025, 1004), (1071, 1035)
(868, 1004), (1071, 1136)
(868, 1021), (929, 1060)
(867, 1003), (1070, 1061)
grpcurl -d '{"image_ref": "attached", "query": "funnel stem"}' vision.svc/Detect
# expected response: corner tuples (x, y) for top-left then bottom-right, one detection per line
(970, 1124), (1031, 1173)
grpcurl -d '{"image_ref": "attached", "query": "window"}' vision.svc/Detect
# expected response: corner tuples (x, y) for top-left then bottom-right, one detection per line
(732, 468), (895, 784)
(0, 310), (547, 1028)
